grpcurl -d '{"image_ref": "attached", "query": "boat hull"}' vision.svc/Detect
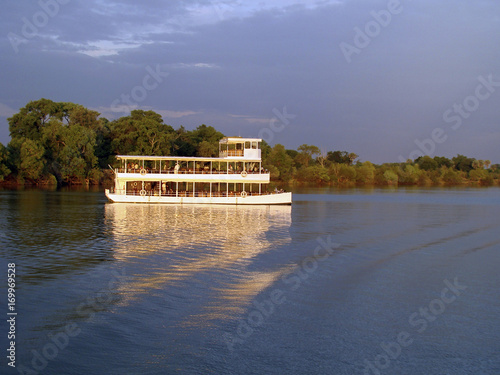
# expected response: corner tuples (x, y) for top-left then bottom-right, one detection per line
(105, 190), (292, 205)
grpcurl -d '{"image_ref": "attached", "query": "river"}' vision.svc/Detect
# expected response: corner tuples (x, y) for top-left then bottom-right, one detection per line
(1, 187), (499, 374)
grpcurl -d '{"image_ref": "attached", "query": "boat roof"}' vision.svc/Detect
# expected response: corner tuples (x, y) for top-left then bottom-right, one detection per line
(115, 155), (262, 162)
(219, 137), (262, 143)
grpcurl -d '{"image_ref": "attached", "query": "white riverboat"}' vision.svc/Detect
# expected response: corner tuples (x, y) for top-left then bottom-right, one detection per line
(105, 137), (292, 205)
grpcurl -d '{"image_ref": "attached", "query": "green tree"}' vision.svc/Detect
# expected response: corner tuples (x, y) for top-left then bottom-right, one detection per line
(398, 164), (420, 185)
(383, 169), (399, 185)
(469, 168), (487, 182)
(8, 98), (64, 141)
(19, 139), (45, 180)
(297, 165), (330, 184)
(355, 161), (375, 185)
(265, 144), (294, 182)
(434, 156), (452, 168)
(326, 150), (357, 165)
(197, 141), (217, 157)
(296, 144), (320, 167)
(57, 125), (100, 183)
(416, 155), (438, 171)
(110, 110), (175, 156)
(338, 164), (356, 184)
(190, 125), (224, 157)
(0, 143), (11, 181)
(173, 126), (196, 156)
(286, 149), (298, 160)
(452, 154), (475, 172)
(442, 167), (464, 185)
(472, 159), (484, 170)
(63, 103), (101, 129)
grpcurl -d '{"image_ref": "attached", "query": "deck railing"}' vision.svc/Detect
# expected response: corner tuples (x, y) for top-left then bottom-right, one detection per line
(219, 150), (244, 157)
(109, 188), (283, 197)
(116, 168), (266, 175)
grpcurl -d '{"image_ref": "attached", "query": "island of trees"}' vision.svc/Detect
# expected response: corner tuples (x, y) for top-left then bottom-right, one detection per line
(1, 99), (499, 187)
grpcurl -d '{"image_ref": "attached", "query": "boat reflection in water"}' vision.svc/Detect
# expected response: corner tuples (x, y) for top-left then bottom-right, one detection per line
(104, 203), (293, 323)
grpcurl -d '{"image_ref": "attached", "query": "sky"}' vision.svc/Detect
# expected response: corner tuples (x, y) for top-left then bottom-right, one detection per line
(1, 0), (500, 164)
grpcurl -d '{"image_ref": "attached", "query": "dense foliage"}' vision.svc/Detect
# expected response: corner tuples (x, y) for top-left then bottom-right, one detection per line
(1, 99), (499, 187)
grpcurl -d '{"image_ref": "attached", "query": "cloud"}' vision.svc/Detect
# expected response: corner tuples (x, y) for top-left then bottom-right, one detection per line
(228, 114), (272, 125)
(1, 0), (500, 162)
(0, 103), (17, 118)
(155, 109), (200, 118)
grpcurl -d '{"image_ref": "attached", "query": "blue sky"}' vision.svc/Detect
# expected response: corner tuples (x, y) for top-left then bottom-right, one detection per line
(1, 0), (500, 163)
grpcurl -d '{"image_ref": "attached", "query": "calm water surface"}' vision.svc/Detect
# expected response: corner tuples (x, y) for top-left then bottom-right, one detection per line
(1, 187), (499, 375)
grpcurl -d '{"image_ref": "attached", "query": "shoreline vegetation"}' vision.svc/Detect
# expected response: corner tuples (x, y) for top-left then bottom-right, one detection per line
(1, 99), (500, 188)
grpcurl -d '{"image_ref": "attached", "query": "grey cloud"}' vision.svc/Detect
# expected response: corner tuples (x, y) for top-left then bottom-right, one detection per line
(1, 0), (500, 163)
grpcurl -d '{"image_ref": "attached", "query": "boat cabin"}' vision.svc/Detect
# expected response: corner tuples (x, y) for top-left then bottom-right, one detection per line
(219, 137), (261, 159)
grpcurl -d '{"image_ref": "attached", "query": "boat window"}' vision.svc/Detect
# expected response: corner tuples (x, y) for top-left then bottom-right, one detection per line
(236, 143), (243, 150)
(252, 142), (257, 149)
(245, 141), (250, 149)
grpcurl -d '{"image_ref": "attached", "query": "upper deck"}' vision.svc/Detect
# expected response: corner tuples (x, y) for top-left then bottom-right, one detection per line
(219, 137), (262, 159)
(114, 137), (267, 183)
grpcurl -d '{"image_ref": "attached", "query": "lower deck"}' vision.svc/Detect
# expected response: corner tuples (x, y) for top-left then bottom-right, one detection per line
(108, 180), (291, 205)
(105, 190), (292, 205)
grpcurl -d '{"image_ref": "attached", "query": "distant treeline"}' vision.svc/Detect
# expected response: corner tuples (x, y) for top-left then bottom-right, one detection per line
(1, 98), (499, 187)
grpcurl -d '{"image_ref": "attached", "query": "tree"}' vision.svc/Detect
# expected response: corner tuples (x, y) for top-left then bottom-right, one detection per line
(8, 98), (64, 141)
(260, 140), (272, 162)
(297, 165), (330, 184)
(338, 164), (356, 184)
(0, 143), (11, 181)
(472, 160), (484, 170)
(19, 139), (45, 180)
(110, 110), (176, 156)
(348, 152), (359, 164)
(173, 126), (196, 156)
(452, 154), (475, 173)
(63, 103), (101, 130)
(383, 169), (399, 185)
(296, 144), (320, 167)
(265, 144), (294, 182)
(286, 149), (298, 160)
(469, 169), (488, 182)
(327, 150), (350, 164)
(355, 161), (375, 184)
(316, 150), (329, 168)
(442, 167), (463, 185)
(416, 155), (438, 171)
(57, 125), (100, 183)
(434, 156), (452, 168)
(398, 164), (420, 185)
(93, 118), (113, 168)
(191, 125), (224, 157)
